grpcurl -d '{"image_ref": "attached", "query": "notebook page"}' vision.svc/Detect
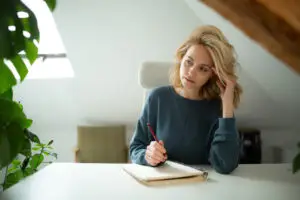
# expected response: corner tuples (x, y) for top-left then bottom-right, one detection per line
(123, 161), (204, 181)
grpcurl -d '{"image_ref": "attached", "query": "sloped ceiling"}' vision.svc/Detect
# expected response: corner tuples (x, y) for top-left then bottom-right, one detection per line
(199, 0), (300, 75)
(184, 0), (300, 130)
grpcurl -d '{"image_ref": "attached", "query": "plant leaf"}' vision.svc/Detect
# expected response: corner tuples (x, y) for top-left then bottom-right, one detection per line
(0, 6), (14, 58)
(18, 1), (40, 42)
(23, 167), (34, 177)
(43, 151), (50, 156)
(44, 0), (56, 12)
(24, 129), (40, 144)
(32, 146), (41, 151)
(30, 154), (44, 169)
(0, 123), (24, 169)
(21, 157), (30, 171)
(18, 102), (23, 111)
(24, 40), (38, 64)
(17, 3), (40, 63)
(0, 98), (29, 129)
(20, 138), (31, 157)
(293, 153), (300, 174)
(12, 159), (21, 166)
(51, 153), (58, 159)
(8, 165), (19, 173)
(47, 140), (53, 146)
(10, 55), (28, 81)
(35, 143), (44, 147)
(0, 133), (10, 168)
(0, 88), (13, 100)
(0, 60), (17, 95)
(24, 119), (33, 129)
(0, 98), (30, 168)
(4, 169), (24, 190)
(0, 21), (12, 57)
(10, 7), (26, 56)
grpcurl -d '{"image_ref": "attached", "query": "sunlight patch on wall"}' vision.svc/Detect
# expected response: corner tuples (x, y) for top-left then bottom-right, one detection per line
(26, 58), (74, 79)
(17, 0), (75, 79)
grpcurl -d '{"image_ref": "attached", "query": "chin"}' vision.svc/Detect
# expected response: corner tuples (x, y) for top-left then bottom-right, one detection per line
(182, 80), (196, 89)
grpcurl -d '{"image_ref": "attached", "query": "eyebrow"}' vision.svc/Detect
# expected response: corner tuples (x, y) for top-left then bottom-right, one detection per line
(187, 56), (212, 68)
(187, 56), (194, 61)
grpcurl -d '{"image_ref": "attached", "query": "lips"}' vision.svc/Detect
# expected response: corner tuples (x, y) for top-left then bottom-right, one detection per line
(184, 77), (195, 83)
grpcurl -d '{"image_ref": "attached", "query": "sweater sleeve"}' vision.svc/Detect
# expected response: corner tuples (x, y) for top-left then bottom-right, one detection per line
(129, 93), (155, 166)
(208, 117), (240, 174)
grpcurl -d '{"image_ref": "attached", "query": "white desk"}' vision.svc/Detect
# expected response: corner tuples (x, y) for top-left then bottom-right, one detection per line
(0, 163), (299, 200)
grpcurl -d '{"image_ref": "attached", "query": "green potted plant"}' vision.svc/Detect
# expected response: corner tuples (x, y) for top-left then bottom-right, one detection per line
(1, 137), (57, 190)
(0, 0), (57, 192)
(293, 142), (300, 174)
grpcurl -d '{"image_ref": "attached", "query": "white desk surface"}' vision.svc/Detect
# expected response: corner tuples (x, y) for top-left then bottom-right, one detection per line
(0, 163), (299, 200)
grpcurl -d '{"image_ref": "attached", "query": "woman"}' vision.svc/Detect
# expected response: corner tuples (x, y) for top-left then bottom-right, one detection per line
(129, 25), (243, 174)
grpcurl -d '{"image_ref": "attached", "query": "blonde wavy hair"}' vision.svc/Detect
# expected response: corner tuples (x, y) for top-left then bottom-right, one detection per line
(170, 25), (243, 108)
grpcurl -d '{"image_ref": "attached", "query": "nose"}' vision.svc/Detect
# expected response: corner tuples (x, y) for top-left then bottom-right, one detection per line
(188, 65), (197, 76)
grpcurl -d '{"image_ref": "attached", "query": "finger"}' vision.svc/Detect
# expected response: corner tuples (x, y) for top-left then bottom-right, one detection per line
(164, 153), (168, 159)
(152, 150), (165, 162)
(158, 141), (167, 158)
(148, 160), (157, 166)
(216, 80), (225, 93)
(150, 159), (160, 166)
(145, 151), (160, 166)
(149, 145), (165, 161)
(154, 142), (166, 154)
(211, 68), (227, 86)
(212, 68), (221, 80)
(151, 146), (165, 161)
(147, 158), (157, 166)
(223, 74), (236, 85)
(146, 150), (166, 165)
(226, 79), (236, 88)
(149, 154), (161, 165)
(145, 151), (152, 165)
(150, 141), (157, 147)
(213, 73), (226, 88)
(211, 67), (217, 74)
(152, 155), (163, 164)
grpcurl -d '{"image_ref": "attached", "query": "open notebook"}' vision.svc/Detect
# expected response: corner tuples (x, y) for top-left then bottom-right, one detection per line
(123, 161), (208, 185)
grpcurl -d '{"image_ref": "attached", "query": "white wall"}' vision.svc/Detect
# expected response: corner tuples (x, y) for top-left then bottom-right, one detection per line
(14, 0), (202, 162)
(13, 0), (299, 163)
(260, 129), (300, 163)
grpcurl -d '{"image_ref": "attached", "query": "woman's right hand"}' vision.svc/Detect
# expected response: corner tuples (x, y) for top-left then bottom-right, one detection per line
(145, 140), (167, 166)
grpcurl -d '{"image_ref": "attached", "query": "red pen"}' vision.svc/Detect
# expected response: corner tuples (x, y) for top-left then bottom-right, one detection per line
(147, 123), (166, 156)
(146, 123), (159, 142)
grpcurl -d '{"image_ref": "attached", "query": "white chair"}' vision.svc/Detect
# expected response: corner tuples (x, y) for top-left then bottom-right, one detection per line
(138, 61), (174, 103)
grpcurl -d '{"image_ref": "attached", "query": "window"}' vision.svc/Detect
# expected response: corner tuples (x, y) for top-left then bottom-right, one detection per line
(20, 0), (74, 79)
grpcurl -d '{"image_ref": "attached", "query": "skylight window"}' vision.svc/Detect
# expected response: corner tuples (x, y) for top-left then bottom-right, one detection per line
(18, 0), (75, 79)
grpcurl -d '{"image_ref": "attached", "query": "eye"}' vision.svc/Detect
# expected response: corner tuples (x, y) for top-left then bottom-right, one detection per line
(185, 59), (193, 66)
(199, 66), (210, 72)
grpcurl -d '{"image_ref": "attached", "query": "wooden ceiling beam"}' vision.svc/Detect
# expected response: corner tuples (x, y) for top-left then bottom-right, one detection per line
(199, 0), (300, 74)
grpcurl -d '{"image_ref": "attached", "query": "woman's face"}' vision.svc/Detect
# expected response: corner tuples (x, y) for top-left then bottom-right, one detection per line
(179, 44), (214, 90)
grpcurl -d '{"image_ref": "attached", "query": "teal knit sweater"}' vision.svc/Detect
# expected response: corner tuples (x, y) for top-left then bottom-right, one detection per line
(129, 86), (240, 174)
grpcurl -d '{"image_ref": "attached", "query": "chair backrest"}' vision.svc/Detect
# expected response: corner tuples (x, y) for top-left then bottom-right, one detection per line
(76, 125), (127, 163)
(139, 61), (174, 103)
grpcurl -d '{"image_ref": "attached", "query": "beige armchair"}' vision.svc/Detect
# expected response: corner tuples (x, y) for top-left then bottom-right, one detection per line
(73, 125), (128, 163)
